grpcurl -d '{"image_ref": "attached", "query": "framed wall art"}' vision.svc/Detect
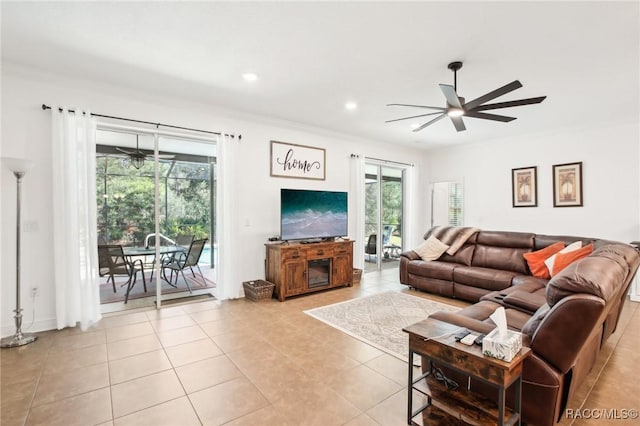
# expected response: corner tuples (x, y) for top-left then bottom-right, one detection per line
(553, 162), (583, 207)
(512, 166), (537, 207)
(270, 140), (326, 180)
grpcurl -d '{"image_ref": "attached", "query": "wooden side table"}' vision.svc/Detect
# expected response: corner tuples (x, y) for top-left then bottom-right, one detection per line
(403, 318), (531, 426)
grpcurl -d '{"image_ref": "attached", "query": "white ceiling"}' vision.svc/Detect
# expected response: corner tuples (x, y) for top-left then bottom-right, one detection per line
(2, 1), (638, 149)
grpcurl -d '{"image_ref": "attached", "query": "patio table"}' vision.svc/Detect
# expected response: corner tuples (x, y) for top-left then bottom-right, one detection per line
(123, 245), (187, 283)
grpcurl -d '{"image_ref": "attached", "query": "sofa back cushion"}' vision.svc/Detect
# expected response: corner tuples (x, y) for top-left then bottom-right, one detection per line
(546, 245), (630, 307)
(438, 245), (476, 266)
(533, 234), (594, 250)
(471, 231), (534, 274)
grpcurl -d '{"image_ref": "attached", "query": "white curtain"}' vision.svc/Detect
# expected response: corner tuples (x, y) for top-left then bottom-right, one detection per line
(350, 154), (365, 270)
(215, 133), (242, 299)
(403, 165), (417, 249)
(51, 108), (101, 330)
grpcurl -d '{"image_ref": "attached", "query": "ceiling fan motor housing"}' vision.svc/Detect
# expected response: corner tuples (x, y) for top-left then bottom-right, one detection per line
(447, 61), (463, 72)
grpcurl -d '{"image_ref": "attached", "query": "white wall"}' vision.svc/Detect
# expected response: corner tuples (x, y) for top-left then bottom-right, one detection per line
(6, 63), (635, 336)
(0, 64), (427, 334)
(425, 121), (640, 242)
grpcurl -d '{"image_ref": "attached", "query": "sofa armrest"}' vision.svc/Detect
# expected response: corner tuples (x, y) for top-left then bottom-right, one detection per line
(400, 250), (420, 261)
(428, 310), (496, 335)
(529, 294), (605, 373)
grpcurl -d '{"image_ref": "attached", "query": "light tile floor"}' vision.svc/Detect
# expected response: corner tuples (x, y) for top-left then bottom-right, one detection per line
(1, 268), (639, 425)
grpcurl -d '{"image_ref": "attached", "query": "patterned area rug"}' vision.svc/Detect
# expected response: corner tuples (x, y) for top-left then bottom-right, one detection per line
(304, 291), (459, 362)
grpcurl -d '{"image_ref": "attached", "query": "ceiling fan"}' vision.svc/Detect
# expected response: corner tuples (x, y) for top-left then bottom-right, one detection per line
(386, 61), (546, 132)
(115, 135), (175, 169)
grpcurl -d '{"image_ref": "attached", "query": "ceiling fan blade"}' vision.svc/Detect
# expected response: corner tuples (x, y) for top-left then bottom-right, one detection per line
(464, 80), (523, 110)
(115, 147), (135, 155)
(472, 96), (547, 112)
(439, 84), (462, 108)
(450, 116), (466, 132)
(387, 103), (445, 111)
(412, 113), (446, 132)
(385, 112), (444, 123)
(464, 111), (517, 122)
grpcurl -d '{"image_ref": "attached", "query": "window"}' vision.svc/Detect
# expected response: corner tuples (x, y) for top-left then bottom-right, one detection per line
(95, 130), (215, 265)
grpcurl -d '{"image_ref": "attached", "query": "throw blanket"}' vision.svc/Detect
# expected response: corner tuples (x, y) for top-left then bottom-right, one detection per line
(433, 226), (480, 255)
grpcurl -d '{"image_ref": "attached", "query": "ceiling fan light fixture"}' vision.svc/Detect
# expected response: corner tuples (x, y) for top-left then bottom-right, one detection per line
(131, 156), (145, 169)
(447, 107), (464, 117)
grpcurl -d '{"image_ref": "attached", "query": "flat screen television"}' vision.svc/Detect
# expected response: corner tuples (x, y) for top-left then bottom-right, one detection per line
(280, 189), (348, 242)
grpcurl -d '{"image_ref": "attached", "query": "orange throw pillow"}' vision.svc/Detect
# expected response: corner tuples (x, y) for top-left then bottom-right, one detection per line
(551, 244), (594, 276)
(523, 241), (565, 279)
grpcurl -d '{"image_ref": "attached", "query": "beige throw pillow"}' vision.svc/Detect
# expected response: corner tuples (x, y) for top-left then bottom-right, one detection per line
(414, 236), (450, 261)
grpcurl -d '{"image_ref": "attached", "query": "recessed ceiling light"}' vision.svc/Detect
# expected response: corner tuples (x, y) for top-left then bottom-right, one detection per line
(411, 123), (421, 129)
(345, 102), (358, 110)
(242, 72), (258, 82)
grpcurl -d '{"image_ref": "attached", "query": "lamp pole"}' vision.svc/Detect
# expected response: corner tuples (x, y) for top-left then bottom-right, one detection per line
(1, 163), (37, 348)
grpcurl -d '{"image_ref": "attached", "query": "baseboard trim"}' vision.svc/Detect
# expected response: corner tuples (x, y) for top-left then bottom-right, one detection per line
(1, 318), (58, 338)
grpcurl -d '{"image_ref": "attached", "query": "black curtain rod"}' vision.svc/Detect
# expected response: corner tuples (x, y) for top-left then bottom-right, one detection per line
(41, 104), (240, 140)
(350, 153), (414, 167)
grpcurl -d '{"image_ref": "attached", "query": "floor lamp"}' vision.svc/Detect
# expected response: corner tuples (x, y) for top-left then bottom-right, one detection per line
(1, 157), (37, 348)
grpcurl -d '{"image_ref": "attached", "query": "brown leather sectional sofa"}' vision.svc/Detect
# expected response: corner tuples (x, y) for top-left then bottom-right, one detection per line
(399, 226), (640, 426)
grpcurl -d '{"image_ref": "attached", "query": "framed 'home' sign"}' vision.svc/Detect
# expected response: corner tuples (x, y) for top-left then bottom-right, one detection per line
(270, 140), (326, 180)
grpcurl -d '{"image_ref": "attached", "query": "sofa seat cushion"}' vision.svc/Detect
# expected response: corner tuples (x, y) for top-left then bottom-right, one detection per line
(481, 276), (547, 314)
(504, 308), (533, 332)
(453, 266), (517, 291)
(453, 283), (491, 302)
(406, 260), (456, 281)
(511, 275), (549, 289)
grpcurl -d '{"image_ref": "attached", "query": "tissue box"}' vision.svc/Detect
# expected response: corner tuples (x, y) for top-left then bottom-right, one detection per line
(482, 328), (523, 362)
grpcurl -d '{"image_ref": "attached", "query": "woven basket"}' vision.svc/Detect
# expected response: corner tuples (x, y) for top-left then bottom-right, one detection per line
(243, 280), (275, 302)
(353, 268), (363, 284)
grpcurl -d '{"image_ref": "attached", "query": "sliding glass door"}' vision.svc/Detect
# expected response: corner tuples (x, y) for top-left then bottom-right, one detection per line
(364, 163), (404, 271)
(96, 129), (216, 308)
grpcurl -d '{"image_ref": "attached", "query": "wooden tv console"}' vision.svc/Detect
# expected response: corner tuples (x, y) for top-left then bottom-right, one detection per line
(265, 239), (354, 301)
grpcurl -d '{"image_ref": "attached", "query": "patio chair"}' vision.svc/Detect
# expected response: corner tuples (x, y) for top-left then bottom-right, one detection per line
(147, 234), (195, 281)
(364, 234), (377, 262)
(98, 244), (146, 303)
(161, 238), (208, 293)
(175, 234), (195, 248)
